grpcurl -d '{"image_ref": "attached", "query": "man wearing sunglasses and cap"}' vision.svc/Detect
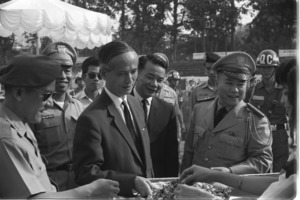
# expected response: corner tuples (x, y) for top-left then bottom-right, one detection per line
(181, 52), (273, 175)
(75, 56), (105, 109)
(31, 42), (84, 191)
(0, 54), (119, 198)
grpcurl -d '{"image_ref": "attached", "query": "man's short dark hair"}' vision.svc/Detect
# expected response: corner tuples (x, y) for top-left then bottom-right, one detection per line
(138, 54), (168, 71)
(81, 56), (99, 75)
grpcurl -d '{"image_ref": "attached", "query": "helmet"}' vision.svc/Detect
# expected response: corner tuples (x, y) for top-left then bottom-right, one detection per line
(167, 70), (180, 80)
(256, 49), (280, 67)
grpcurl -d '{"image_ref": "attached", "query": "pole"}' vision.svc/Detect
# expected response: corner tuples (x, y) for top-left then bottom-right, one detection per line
(35, 33), (39, 55)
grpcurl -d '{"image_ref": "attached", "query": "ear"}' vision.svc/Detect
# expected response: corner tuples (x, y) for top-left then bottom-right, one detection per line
(100, 68), (106, 79)
(13, 87), (23, 102)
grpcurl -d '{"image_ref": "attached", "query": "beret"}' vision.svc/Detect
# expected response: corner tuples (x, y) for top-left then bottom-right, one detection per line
(42, 42), (77, 66)
(213, 52), (256, 81)
(205, 52), (221, 63)
(153, 53), (169, 68)
(0, 54), (61, 87)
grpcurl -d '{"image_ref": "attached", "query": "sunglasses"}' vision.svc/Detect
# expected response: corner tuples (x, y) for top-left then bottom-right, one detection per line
(87, 72), (101, 79)
(33, 88), (56, 101)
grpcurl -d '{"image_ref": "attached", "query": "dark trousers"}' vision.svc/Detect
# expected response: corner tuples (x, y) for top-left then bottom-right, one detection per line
(271, 128), (289, 172)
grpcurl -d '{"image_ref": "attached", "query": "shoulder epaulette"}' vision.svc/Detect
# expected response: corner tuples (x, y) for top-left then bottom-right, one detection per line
(197, 96), (216, 103)
(0, 117), (13, 139)
(247, 103), (265, 118)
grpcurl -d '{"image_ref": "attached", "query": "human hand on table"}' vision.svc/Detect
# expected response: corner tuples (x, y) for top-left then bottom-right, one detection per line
(88, 178), (120, 198)
(180, 165), (216, 184)
(134, 176), (153, 197)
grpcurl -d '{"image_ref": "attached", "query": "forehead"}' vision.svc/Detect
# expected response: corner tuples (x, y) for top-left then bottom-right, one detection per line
(87, 65), (100, 72)
(143, 61), (166, 74)
(108, 51), (138, 70)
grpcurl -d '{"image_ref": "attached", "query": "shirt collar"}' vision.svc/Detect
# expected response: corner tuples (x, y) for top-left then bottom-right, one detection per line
(133, 87), (153, 105)
(105, 87), (127, 108)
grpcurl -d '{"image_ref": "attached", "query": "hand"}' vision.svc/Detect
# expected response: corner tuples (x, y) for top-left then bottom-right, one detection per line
(134, 176), (153, 197)
(211, 167), (231, 173)
(173, 184), (216, 199)
(180, 165), (215, 184)
(89, 179), (120, 198)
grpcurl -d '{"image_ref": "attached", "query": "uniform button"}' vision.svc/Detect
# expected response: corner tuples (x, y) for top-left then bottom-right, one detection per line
(204, 157), (209, 161)
(208, 145), (212, 149)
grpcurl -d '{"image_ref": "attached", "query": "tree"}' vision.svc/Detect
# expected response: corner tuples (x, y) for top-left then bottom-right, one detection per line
(240, 0), (297, 56)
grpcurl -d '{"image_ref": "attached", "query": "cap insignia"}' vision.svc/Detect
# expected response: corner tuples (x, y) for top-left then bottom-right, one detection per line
(57, 45), (67, 54)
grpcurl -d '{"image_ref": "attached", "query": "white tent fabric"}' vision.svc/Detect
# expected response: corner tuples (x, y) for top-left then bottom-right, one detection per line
(0, 0), (113, 49)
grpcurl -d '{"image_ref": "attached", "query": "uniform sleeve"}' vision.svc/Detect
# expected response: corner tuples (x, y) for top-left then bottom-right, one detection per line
(73, 114), (136, 196)
(0, 138), (46, 198)
(180, 107), (196, 173)
(230, 115), (273, 174)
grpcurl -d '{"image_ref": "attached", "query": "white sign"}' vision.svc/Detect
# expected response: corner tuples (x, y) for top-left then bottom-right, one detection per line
(278, 49), (297, 57)
(193, 51), (239, 60)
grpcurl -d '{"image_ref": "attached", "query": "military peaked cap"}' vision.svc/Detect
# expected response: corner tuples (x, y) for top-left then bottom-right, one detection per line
(213, 52), (256, 81)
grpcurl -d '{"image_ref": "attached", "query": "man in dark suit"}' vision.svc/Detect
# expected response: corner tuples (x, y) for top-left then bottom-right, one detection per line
(73, 41), (154, 197)
(133, 53), (179, 177)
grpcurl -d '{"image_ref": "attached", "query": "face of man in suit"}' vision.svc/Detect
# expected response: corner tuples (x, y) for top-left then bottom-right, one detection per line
(216, 72), (248, 110)
(136, 61), (166, 99)
(102, 51), (139, 98)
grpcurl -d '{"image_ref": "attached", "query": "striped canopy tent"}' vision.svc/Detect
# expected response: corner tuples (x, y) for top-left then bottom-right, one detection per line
(0, 0), (113, 51)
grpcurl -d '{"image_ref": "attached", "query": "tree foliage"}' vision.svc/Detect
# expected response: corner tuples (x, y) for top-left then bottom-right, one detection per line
(240, 0), (297, 57)
(0, 0), (297, 63)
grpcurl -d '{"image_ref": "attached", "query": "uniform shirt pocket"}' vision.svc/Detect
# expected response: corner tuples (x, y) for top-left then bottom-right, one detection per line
(193, 126), (205, 150)
(218, 133), (244, 160)
(35, 117), (61, 147)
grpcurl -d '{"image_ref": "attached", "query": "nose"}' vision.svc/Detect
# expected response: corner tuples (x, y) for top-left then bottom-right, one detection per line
(44, 96), (54, 108)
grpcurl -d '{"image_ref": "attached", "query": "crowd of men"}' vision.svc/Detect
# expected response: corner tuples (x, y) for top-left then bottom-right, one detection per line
(0, 40), (296, 199)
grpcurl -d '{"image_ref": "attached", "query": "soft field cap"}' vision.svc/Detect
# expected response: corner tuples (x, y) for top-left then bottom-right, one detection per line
(0, 54), (61, 87)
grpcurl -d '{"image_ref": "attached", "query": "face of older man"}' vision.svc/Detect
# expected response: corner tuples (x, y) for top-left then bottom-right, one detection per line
(103, 51), (138, 98)
(21, 81), (56, 123)
(216, 72), (248, 109)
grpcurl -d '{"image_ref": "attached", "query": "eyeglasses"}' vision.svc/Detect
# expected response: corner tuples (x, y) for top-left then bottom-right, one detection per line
(87, 73), (101, 79)
(33, 88), (56, 101)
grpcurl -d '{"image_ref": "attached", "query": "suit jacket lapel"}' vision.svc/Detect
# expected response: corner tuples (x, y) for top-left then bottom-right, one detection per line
(213, 100), (245, 133)
(127, 96), (149, 164)
(103, 91), (143, 164)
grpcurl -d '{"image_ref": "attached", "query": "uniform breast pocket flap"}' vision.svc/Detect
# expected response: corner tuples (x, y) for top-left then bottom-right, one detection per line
(220, 133), (243, 148)
(194, 126), (205, 138)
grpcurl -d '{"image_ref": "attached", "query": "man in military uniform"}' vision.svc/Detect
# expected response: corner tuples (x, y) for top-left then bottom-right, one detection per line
(249, 49), (289, 172)
(0, 55), (119, 198)
(190, 52), (220, 111)
(181, 52), (273, 174)
(31, 42), (84, 191)
(166, 70), (186, 139)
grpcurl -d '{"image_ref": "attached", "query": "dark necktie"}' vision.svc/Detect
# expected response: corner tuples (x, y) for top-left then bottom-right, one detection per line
(141, 99), (148, 123)
(122, 101), (137, 143)
(122, 101), (143, 159)
(214, 107), (227, 127)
